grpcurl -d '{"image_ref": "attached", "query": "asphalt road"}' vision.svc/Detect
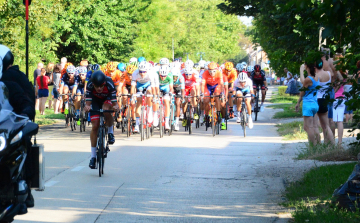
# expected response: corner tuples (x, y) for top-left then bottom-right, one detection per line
(15, 86), (290, 223)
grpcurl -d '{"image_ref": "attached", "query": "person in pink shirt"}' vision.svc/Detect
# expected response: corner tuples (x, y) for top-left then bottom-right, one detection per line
(333, 75), (345, 145)
(36, 68), (50, 115)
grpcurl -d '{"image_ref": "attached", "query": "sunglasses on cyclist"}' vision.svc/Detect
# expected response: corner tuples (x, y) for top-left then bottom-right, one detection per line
(160, 75), (167, 78)
(185, 73), (192, 76)
(80, 73), (86, 76)
(139, 70), (147, 74)
(68, 72), (75, 75)
(94, 84), (105, 88)
(226, 69), (232, 72)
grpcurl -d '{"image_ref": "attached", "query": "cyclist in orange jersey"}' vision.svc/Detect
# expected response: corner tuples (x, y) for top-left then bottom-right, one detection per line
(201, 62), (224, 124)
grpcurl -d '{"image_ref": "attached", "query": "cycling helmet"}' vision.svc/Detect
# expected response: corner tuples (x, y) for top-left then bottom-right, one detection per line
(117, 62), (126, 72)
(159, 58), (170, 65)
(208, 62), (217, 70)
(185, 59), (194, 68)
(254, 65), (261, 72)
(0, 45), (14, 77)
(204, 62), (210, 70)
(91, 64), (101, 71)
(78, 66), (87, 74)
(126, 65), (136, 74)
(184, 66), (193, 75)
(236, 63), (242, 71)
(159, 65), (169, 77)
(107, 61), (117, 72)
(247, 66), (254, 72)
(87, 64), (92, 72)
(148, 61), (154, 66)
(225, 62), (234, 70)
(138, 61), (147, 72)
(66, 65), (76, 74)
(242, 63), (247, 71)
(129, 57), (137, 64)
(91, 70), (106, 86)
(198, 60), (206, 69)
(238, 72), (248, 82)
(138, 57), (146, 63)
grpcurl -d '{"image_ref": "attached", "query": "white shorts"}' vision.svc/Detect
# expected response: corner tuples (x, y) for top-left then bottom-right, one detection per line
(333, 99), (345, 122)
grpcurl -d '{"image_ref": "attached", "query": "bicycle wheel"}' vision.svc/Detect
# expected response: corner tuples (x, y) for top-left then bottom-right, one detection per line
(225, 102), (229, 130)
(169, 104), (174, 136)
(97, 128), (104, 177)
(146, 122), (150, 139)
(71, 104), (76, 131)
(196, 104), (200, 129)
(126, 107), (131, 137)
(254, 96), (259, 121)
(242, 107), (246, 137)
(140, 106), (145, 141)
(83, 112), (87, 132)
(187, 104), (192, 135)
(212, 106), (216, 137)
(159, 104), (163, 138)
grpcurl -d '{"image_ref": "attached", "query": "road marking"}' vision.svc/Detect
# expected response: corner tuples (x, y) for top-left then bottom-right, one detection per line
(71, 166), (85, 171)
(44, 181), (59, 187)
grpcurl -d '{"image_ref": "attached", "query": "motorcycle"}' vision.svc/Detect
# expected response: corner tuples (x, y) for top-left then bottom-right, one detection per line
(0, 110), (40, 223)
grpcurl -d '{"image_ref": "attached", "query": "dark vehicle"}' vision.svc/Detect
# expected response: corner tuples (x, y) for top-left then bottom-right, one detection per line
(0, 110), (40, 223)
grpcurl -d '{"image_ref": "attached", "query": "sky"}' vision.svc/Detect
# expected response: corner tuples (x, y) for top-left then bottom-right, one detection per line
(239, 16), (253, 26)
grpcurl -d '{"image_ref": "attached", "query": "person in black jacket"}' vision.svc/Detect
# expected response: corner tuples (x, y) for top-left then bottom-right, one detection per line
(0, 45), (35, 106)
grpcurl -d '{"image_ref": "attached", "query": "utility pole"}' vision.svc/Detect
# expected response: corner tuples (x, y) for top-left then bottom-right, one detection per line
(184, 52), (190, 60)
(197, 52), (205, 60)
(172, 37), (174, 61)
(23, 0), (31, 78)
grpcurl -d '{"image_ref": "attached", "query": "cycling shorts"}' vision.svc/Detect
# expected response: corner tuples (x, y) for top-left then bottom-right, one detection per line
(63, 83), (77, 91)
(204, 84), (221, 97)
(235, 87), (250, 95)
(76, 87), (84, 95)
(136, 82), (151, 94)
(174, 86), (182, 97)
(160, 85), (170, 94)
(253, 80), (265, 90)
(90, 97), (113, 121)
(122, 84), (131, 93)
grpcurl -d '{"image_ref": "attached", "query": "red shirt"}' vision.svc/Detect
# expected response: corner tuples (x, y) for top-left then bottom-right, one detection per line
(36, 75), (49, 90)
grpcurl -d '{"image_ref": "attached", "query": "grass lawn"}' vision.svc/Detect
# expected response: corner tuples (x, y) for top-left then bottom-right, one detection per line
(283, 162), (360, 222)
(267, 103), (302, 119)
(275, 121), (307, 140)
(35, 109), (64, 126)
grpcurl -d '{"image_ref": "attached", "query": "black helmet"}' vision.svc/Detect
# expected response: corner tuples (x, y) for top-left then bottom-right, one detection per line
(91, 70), (106, 86)
(254, 65), (261, 72)
(0, 45), (14, 74)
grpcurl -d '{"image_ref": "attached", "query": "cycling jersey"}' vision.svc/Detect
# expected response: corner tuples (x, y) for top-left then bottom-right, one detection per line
(199, 69), (205, 79)
(86, 71), (93, 82)
(120, 71), (132, 86)
(202, 70), (223, 96)
(250, 70), (266, 82)
(222, 68), (237, 84)
(131, 70), (156, 87)
(158, 72), (174, 86)
(86, 77), (117, 103)
(61, 73), (79, 90)
(173, 75), (185, 90)
(233, 78), (253, 94)
(105, 70), (122, 86)
(201, 70), (223, 86)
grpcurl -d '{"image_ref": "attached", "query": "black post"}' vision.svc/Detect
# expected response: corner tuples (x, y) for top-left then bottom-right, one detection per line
(23, 0), (31, 78)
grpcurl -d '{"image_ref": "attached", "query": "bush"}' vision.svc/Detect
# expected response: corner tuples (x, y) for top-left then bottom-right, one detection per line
(278, 86), (288, 96)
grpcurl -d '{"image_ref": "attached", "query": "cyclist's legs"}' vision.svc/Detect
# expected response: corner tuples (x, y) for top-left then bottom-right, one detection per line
(214, 86), (222, 112)
(203, 87), (211, 115)
(164, 97), (170, 117)
(122, 86), (129, 106)
(261, 89), (266, 103)
(245, 97), (252, 115)
(75, 89), (82, 110)
(135, 96), (142, 118)
(63, 85), (70, 102)
(103, 102), (114, 128)
(90, 119), (100, 148)
(190, 87), (197, 109)
(235, 90), (244, 111)
(175, 97), (181, 117)
(146, 88), (153, 107)
(228, 86), (234, 107)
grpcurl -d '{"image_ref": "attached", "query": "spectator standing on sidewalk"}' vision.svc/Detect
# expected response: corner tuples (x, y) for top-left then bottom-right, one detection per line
(45, 62), (54, 109)
(60, 57), (67, 70)
(36, 68), (50, 115)
(34, 62), (43, 110)
(296, 62), (320, 146)
(52, 64), (62, 114)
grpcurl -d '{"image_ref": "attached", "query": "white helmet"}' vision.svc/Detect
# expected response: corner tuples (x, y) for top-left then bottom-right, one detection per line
(159, 58), (170, 65)
(129, 57), (137, 64)
(159, 65), (169, 77)
(185, 59), (194, 68)
(238, 71), (248, 82)
(184, 66), (193, 75)
(138, 61), (147, 71)
(236, 63), (242, 71)
(198, 60), (206, 69)
(247, 66), (254, 72)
